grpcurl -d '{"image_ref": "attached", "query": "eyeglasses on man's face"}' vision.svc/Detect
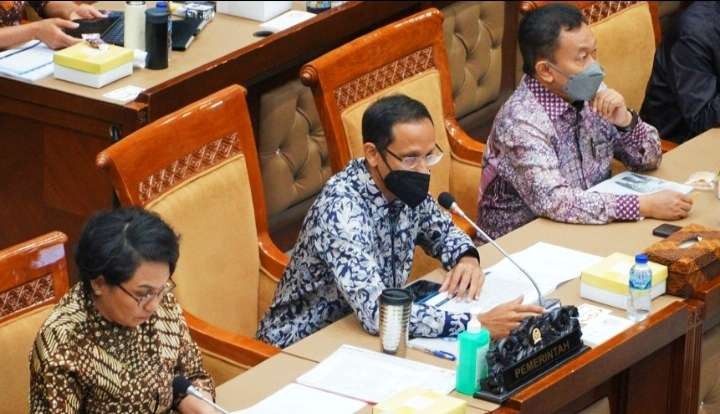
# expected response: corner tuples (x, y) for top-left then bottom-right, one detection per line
(118, 279), (176, 308)
(384, 143), (444, 170)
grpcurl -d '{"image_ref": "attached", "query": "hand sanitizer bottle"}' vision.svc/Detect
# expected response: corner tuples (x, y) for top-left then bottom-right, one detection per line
(456, 314), (490, 395)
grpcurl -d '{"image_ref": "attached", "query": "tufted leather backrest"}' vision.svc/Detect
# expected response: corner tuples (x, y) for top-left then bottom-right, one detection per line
(256, 80), (331, 250)
(442, 1), (509, 139)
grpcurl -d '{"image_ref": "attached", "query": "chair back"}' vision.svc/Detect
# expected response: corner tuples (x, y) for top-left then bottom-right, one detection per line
(97, 85), (272, 337)
(300, 8), (462, 206)
(521, 1), (660, 110)
(0, 231), (69, 414)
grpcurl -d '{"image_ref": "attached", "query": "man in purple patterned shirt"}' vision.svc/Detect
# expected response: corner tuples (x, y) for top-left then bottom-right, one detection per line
(477, 4), (693, 240)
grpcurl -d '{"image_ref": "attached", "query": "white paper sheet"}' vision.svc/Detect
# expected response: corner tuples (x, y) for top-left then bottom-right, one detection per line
(589, 171), (693, 195)
(577, 303), (634, 347)
(0, 40), (54, 81)
(296, 345), (456, 404)
(232, 383), (366, 414)
(425, 242), (602, 314)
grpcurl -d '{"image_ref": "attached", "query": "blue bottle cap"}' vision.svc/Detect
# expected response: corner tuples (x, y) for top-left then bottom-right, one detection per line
(635, 254), (648, 264)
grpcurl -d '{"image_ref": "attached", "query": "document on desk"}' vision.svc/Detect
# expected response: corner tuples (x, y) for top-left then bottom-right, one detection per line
(589, 171), (693, 196)
(0, 40), (54, 82)
(296, 345), (456, 404)
(232, 383), (366, 414)
(426, 242), (603, 313)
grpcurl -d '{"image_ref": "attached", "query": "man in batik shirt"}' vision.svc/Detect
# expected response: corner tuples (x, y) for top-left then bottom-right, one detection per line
(258, 95), (542, 348)
(477, 4), (693, 240)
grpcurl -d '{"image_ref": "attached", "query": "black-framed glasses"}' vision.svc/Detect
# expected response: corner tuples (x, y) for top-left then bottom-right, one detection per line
(118, 279), (176, 308)
(384, 143), (444, 170)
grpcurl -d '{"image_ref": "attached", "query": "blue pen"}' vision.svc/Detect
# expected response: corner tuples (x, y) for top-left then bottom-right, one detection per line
(409, 345), (456, 361)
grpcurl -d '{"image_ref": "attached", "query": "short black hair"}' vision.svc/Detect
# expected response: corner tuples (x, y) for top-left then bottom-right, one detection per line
(361, 94), (433, 152)
(76, 207), (179, 289)
(519, 4), (586, 76)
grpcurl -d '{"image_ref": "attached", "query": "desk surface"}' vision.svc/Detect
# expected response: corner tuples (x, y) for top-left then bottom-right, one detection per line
(281, 129), (719, 413)
(32, 1), (281, 104)
(215, 353), (489, 413)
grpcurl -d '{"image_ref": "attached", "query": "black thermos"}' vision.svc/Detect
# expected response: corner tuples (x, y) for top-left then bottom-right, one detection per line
(145, 7), (169, 70)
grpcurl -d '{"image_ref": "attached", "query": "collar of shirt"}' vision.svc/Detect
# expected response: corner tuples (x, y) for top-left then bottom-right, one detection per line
(524, 76), (575, 122)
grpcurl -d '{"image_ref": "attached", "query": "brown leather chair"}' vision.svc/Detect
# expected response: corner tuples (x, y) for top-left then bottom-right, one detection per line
(96, 84), (283, 384)
(442, 1), (518, 141)
(0, 231), (70, 414)
(300, 8), (484, 235)
(520, 1), (677, 153)
(257, 80), (331, 251)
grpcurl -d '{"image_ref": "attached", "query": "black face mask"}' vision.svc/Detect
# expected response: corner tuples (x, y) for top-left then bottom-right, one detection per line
(379, 154), (430, 208)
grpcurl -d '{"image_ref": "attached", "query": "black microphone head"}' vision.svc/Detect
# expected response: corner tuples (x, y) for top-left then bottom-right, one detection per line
(172, 376), (192, 396)
(438, 192), (455, 210)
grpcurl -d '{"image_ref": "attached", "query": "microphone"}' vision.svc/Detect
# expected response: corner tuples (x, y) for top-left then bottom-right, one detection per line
(173, 376), (229, 414)
(437, 192), (559, 310)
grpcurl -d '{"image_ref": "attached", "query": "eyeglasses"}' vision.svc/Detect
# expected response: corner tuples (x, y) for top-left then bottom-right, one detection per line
(384, 143), (444, 170)
(118, 279), (176, 308)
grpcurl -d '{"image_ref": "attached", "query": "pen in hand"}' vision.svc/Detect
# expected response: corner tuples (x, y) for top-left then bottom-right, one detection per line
(409, 345), (456, 361)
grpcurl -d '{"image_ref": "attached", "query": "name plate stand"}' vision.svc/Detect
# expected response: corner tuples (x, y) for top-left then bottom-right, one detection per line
(475, 305), (589, 403)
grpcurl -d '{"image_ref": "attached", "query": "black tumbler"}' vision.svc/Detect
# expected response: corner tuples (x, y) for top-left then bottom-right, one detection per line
(145, 7), (169, 70)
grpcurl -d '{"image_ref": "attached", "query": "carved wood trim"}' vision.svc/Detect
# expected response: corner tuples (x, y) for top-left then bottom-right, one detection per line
(334, 47), (435, 112)
(138, 133), (240, 203)
(0, 274), (54, 318)
(581, 1), (638, 24)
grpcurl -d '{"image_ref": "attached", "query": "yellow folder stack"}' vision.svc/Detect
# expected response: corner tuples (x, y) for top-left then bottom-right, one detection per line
(580, 252), (668, 310)
(53, 42), (133, 88)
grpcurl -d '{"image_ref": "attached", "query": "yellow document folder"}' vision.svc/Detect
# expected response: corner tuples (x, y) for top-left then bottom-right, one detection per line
(580, 252), (668, 309)
(54, 42), (133, 74)
(373, 387), (467, 414)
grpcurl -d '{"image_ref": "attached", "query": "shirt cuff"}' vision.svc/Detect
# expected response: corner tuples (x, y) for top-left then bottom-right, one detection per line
(613, 194), (640, 221)
(440, 312), (472, 337)
(616, 117), (647, 148)
(458, 246), (480, 262)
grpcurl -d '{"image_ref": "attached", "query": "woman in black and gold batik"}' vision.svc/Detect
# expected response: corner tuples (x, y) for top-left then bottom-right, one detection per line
(30, 207), (215, 413)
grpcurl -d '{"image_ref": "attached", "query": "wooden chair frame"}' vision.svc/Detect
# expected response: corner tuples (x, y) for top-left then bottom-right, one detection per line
(97, 84), (283, 368)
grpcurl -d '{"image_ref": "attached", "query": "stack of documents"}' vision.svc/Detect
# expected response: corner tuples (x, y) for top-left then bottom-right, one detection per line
(580, 252), (667, 310)
(0, 41), (54, 82)
(232, 383), (366, 414)
(589, 171), (693, 195)
(410, 242), (602, 358)
(297, 345), (456, 404)
(53, 42), (133, 88)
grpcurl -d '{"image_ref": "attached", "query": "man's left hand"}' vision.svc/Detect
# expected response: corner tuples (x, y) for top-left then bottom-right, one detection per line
(440, 256), (484, 301)
(590, 88), (632, 127)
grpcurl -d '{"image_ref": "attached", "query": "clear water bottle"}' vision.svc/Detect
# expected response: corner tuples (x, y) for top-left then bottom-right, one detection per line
(628, 254), (652, 321)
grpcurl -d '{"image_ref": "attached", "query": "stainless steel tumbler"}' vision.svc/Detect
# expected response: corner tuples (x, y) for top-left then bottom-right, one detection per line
(379, 288), (412, 357)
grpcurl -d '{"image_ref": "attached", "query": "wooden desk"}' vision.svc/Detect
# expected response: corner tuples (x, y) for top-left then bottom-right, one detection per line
(215, 352), (489, 413)
(0, 1), (424, 277)
(282, 131), (720, 413)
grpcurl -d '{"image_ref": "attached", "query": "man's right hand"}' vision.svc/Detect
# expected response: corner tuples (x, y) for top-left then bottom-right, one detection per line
(639, 190), (693, 221)
(477, 296), (544, 339)
(32, 18), (81, 49)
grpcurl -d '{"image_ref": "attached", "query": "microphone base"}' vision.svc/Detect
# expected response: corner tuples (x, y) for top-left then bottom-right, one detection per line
(542, 298), (561, 310)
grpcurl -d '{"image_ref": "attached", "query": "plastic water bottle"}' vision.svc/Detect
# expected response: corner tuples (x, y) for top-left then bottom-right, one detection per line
(456, 314), (490, 395)
(628, 254), (652, 321)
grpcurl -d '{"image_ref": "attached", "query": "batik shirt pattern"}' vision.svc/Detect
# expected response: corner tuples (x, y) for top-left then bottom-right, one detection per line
(477, 76), (662, 239)
(257, 159), (476, 348)
(30, 283), (214, 413)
